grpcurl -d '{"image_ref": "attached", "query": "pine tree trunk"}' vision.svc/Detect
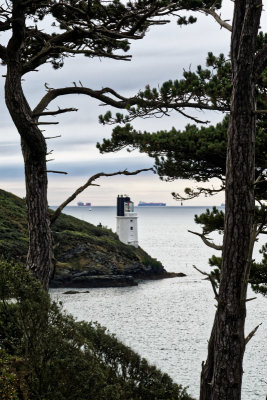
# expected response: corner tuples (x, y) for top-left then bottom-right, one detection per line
(21, 139), (53, 290)
(5, 62), (52, 290)
(200, 1), (261, 399)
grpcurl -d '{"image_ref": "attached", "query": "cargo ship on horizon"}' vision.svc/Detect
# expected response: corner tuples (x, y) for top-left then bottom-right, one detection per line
(138, 201), (166, 207)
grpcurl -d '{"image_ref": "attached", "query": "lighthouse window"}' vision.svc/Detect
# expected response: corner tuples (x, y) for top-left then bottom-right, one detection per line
(130, 227), (133, 230)
(130, 219), (133, 222)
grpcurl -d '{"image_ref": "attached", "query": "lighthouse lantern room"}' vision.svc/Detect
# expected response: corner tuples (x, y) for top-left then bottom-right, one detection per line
(116, 195), (138, 248)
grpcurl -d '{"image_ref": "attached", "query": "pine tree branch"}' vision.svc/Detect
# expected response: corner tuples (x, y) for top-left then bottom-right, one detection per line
(176, 108), (209, 124)
(200, 8), (232, 31)
(33, 85), (228, 120)
(193, 265), (219, 300)
(127, 4), (161, 35)
(188, 230), (223, 251)
(50, 168), (152, 224)
(172, 185), (225, 202)
(32, 86), (136, 116)
(21, 30), (133, 74)
(32, 107), (78, 118)
(20, 1), (189, 75)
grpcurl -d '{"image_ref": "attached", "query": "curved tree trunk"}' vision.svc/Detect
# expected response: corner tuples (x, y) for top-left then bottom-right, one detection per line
(5, 63), (52, 290)
(21, 138), (53, 290)
(200, 1), (261, 399)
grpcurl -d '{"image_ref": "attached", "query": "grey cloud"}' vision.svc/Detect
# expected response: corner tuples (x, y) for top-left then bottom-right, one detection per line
(0, 164), (24, 179)
(0, 142), (21, 155)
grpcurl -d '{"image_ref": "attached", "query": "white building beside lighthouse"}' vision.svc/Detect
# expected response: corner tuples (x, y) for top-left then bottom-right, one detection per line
(116, 195), (138, 248)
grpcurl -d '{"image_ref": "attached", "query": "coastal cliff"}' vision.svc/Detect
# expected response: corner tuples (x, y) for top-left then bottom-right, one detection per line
(0, 189), (183, 287)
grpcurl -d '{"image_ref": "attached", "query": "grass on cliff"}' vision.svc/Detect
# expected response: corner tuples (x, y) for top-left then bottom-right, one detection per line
(0, 189), (162, 270)
(0, 189), (28, 260)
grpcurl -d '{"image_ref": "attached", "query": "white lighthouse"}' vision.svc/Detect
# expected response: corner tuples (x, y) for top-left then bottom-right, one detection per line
(116, 195), (138, 248)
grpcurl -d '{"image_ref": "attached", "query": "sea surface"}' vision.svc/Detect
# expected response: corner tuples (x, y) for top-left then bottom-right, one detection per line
(50, 206), (267, 399)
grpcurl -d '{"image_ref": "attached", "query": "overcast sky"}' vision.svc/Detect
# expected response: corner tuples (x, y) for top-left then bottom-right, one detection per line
(0, 2), (265, 206)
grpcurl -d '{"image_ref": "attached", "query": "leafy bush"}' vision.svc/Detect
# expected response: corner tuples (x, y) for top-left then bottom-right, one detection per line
(0, 259), (193, 400)
(0, 351), (19, 400)
(142, 256), (164, 272)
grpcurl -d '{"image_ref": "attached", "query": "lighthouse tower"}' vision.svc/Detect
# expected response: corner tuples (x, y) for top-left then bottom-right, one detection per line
(116, 195), (138, 248)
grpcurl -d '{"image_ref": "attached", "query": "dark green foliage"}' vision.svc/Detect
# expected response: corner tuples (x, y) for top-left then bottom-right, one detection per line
(98, 113), (267, 197)
(250, 244), (267, 296)
(142, 256), (164, 272)
(207, 250), (267, 296)
(0, 350), (19, 400)
(97, 49), (266, 196)
(97, 48), (267, 296)
(98, 111), (267, 294)
(195, 208), (267, 296)
(194, 207), (224, 234)
(98, 53), (231, 125)
(2, 1), (220, 73)
(0, 190), (28, 261)
(99, 118), (228, 182)
(98, 118), (227, 182)
(0, 259), (193, 400)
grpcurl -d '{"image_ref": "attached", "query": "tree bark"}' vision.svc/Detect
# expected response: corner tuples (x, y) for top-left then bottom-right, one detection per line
(200, 1), (261, 399)
(5, 38), (52, 289)
(21, 137), (53, 290)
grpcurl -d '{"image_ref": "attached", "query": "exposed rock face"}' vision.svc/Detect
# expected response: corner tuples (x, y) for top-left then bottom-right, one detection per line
(51, 274), (137, 288)
(0, 189), (185, 288)
(50, 231), (175, 288)
(49, 220), (176, 288)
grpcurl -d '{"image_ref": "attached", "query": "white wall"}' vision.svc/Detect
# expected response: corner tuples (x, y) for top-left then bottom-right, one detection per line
(116, 212), (138, 247)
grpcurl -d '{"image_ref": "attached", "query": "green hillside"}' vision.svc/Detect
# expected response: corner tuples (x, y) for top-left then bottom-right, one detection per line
(0, 189), (170, 287)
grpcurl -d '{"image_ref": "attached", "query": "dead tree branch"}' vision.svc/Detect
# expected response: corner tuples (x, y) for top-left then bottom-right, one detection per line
(245, 323), (262, 345)
(35, 121), (59, 125)
(245, 297), (257, 302)
(32, 107), (78, 117)
(193, 265), (219, 300)
(46, 170), (68, 174)
(50, 168), (152, 224)
(201, 8), (232, 31)
(44, 135), (62, 140)
(188, 230), (223, 250)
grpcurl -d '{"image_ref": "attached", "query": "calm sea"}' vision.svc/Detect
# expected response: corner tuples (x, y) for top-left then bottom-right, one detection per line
(50, 206), (266, 399)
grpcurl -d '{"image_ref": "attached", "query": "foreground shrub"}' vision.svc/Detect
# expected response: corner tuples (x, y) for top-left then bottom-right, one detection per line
(0, 259), (193, 400)
(0, 351), (19, 400)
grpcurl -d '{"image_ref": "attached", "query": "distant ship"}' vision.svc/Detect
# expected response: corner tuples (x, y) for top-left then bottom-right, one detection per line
(138, 201), (166, 207)
(77, 202), (91, 207)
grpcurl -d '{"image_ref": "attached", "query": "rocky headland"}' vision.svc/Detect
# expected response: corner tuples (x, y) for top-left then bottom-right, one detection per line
(0, 189), (185, 288)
